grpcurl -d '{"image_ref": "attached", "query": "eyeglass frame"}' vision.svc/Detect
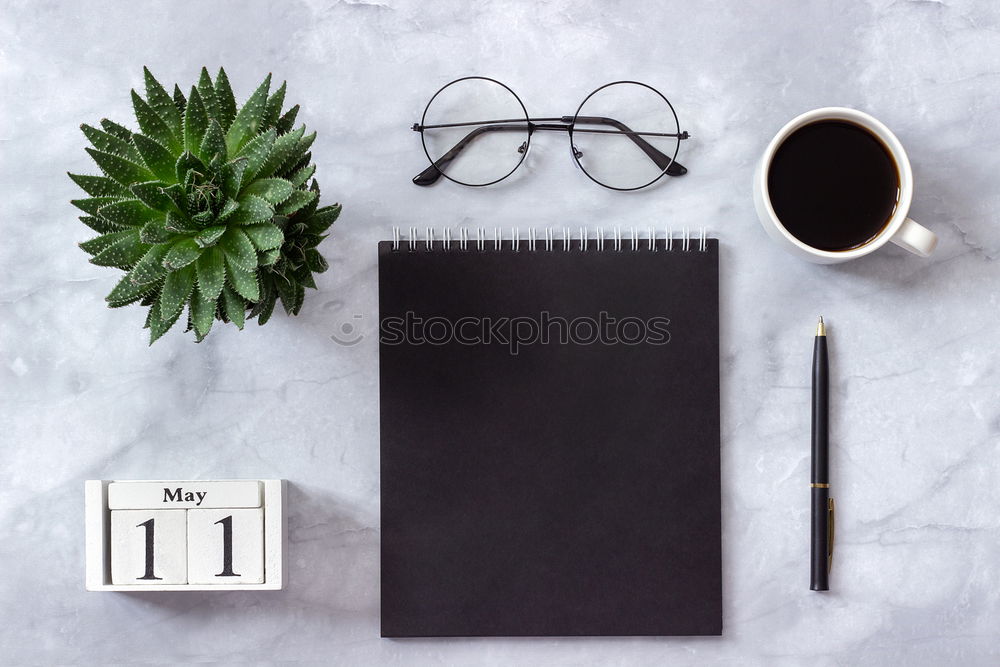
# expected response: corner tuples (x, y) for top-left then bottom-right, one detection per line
(411, 76), (690, 191)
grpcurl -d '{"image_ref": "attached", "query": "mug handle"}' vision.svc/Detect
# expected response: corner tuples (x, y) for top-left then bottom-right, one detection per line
(890, 218), (938, 257)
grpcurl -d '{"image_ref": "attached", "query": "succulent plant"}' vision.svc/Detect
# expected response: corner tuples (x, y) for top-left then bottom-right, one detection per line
(70, 67), (341, 343)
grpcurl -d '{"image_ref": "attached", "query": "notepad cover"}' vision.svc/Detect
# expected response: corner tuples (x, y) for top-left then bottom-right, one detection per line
(379, 240), (721, 637)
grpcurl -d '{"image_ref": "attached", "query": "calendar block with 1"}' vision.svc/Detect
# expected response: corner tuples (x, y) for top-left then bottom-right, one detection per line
(111, 509), (187, 585)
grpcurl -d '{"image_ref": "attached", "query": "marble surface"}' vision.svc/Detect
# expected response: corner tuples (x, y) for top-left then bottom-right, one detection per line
(1, 0), (999, 663)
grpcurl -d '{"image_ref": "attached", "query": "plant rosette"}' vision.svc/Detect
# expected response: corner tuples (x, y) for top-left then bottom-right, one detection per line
(71, 67), (341, 343)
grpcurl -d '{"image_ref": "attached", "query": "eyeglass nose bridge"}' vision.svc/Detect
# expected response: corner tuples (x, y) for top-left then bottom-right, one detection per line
(521, 121), (584, 164)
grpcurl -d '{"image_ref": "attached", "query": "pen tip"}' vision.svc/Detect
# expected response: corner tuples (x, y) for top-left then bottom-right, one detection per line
(816, 317), (826, 337)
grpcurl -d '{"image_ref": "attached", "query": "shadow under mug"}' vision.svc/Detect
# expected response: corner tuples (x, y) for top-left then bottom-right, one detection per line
(753, 107), (937, 264)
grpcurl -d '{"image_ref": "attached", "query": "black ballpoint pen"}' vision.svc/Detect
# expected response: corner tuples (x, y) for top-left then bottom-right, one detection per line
(810, 316), (834, 591)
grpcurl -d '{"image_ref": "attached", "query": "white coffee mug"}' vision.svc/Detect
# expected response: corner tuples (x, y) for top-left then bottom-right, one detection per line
(753, 107), (937, 263)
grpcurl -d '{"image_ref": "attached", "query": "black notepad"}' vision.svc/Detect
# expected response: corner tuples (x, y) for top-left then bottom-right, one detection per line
(379, 233), (721, 637)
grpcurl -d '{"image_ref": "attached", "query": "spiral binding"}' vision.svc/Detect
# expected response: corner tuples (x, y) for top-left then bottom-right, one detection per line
(390, 226), (709, 252)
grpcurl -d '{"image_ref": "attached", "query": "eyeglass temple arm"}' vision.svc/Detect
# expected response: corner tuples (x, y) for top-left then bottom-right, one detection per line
(565, 115), (687, 177)
(412, 118), (688, 186)
(413, 124), (524, 186)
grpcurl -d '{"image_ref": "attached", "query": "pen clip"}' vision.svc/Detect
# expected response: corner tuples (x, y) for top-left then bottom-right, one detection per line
(827, 497), (835, 574)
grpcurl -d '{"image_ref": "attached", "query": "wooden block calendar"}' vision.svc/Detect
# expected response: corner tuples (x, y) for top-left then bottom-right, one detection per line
(85, 479), (285, 591)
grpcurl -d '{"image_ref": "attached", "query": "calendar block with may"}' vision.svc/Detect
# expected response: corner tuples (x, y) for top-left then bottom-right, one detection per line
(85, 479), (285, 591)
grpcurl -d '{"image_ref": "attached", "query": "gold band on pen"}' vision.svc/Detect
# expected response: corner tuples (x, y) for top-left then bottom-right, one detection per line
(810, 483), (830, 488)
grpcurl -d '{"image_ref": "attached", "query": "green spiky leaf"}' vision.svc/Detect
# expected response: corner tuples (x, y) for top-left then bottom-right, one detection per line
(219, 227), (257, 270)
(172, 84), (187, 115)
(195, 247), (226, 300)
(192, 209), (214, 225)
(276, 189), (317, 216)
(139, 216), (176, 244)
(258, 248), (280, 266)
(143, 66), (183, 139)
(242, 178), (293, 204)
(97, 199), (160, 227)
(217, 198), (239, 223)
(198, 118), (227, 164)
(231, 194), (273, 225)
(189, 285), (215, 339)
(244, 223), (284, 251)
(288, 164), (315, 189)
(225, 256), (260, 301)
(222, 285), (246, 329)
(90, 230), (149, 268)
(148, 294), (184, 344)
(261, 81), (286, 129)
(270, 130), (314, 179)
(304, 203), (342, 233)
(80, 230), (131, 256)
(298, 179), (321, 220)
(214, 68), (237, 130)
(236, 128), (276, 181)
(183, 86), (209, 153)
(72, 196), (123, 217)
(68, 173), (129, 197)
(81, 123), (143, 163)
(251, 283), (277, 325)
(276, 104), (299, 134)
(107, 272), (157, 308)
(99, 119), (134, 143)
(290, 132), (317, 169)
(256, 126), (304, 179)
(290, 152), (312, 176)
(86, 148), (153, 186)
(130, 181), (178, 213)
(127, 244), (171, 285)
(174, 150), (206, 184)
(226, 74), (270, 154)
(163, 238), (203, 270)
(160, 183), (188, 212)
(79, 215), (120, 235)
(132, 134), (177, 182)
(274, 276), (304, 315)
(161, 264), (196, 320)
(295, 264), (317, 289)
(221, 158), (248, 199)
(197, 68), (219, 118)
(164, 210), (199, 234)
(131, 90), (179, 153)
(305, 248), (329, 273)
(195, 225), (227, 248)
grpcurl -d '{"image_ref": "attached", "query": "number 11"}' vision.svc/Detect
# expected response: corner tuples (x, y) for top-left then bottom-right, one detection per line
(133, 514), (243, 582)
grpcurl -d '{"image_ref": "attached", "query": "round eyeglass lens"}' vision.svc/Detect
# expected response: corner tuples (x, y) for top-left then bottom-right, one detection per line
(571, 82), (681, 190)
(420, 77), (530, 187)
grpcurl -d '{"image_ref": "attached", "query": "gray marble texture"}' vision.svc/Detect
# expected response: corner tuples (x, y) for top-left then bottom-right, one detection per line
(1, 0), (999, 664)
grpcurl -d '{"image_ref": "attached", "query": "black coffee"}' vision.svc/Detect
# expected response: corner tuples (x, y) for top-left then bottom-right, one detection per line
(767, 120), (899, 251)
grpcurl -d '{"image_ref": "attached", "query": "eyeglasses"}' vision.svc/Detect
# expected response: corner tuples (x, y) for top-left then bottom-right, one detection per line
(411, 77), (689, 191)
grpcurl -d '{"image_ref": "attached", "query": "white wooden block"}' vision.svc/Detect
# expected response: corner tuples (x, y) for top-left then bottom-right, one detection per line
(108, 480), (261, 509)
(87, 480), (285, 591)
(111, 509), (187, 585)
(187, 508), (264, 584)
